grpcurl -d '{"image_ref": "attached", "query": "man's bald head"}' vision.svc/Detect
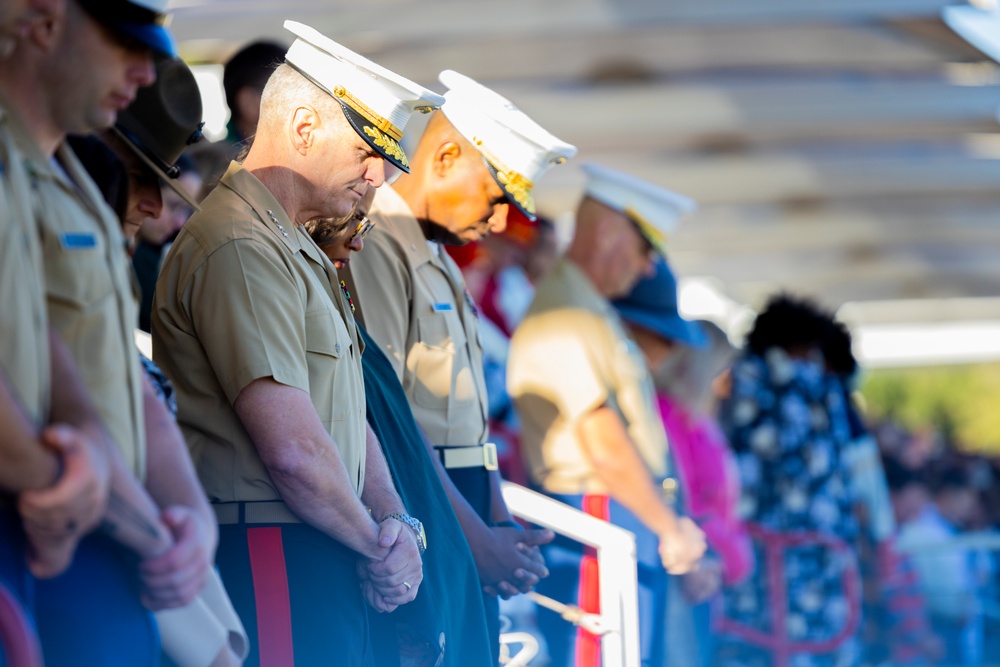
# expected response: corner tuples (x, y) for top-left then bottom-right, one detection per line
(390, 110), (509, 245)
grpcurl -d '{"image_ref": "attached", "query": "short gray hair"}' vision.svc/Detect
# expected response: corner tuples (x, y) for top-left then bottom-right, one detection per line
(257, 63), (341, 134)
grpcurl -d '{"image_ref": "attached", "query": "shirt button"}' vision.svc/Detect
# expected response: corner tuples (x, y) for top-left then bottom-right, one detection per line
(335, 343), (341, 353)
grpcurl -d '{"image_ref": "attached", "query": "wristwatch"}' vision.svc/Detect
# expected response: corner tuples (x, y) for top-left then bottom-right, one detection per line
(382, 513), (427, 554)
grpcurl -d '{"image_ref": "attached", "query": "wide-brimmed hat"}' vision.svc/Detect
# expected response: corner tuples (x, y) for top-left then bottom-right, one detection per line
(76, 0), (175, 57)
(613, 256), (707, 348)
(283, 21), (445, 173)
(439, 70), (577, 221)
(113, 56), (204, 210)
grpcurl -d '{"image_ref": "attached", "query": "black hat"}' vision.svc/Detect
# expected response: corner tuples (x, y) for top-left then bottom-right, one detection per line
(114, 56), (204, 210)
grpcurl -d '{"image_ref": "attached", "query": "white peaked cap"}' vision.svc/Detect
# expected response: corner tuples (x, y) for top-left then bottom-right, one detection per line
(581, 163), (696, 257)
(439, 69), (577, 219)
(283, 21), (446, 172)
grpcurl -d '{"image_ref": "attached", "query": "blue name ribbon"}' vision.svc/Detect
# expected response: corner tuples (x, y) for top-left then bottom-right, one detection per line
(432, 302), (453, 312)
(60, 232), (98, 250)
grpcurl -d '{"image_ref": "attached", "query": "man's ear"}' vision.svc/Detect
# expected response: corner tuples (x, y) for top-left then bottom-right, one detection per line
(432, 141), (461, 177)
(24, 0), (64, 52)
(289, 105), (319, 156)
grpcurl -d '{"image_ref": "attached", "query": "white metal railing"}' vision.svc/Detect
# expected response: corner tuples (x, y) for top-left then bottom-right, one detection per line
(501, 482), (641, 667)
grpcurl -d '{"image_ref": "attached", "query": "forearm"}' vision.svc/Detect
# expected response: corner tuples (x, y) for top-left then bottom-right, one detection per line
(578, 406), (678, 536)
(0, 373), (59, 491)
(487, 468), (513, 524)
(267, 443), (381, 557)
(103, 454), (172, 558)
(359, 422), (406, 521)
(236, 378), (383, 558)
(141, 373), (216, 552)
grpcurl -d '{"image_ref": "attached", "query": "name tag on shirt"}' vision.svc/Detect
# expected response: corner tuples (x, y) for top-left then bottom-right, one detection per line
(60, 232), (97, 250)
(432, 302), (453, 312)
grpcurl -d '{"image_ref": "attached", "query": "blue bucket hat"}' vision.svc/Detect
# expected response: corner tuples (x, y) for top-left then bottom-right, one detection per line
(77, 0), (175, 58)
(612, 256), (707, 348)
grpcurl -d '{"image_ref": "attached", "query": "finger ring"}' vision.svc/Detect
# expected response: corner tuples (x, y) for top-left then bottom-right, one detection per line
(402, 581), (412, 590)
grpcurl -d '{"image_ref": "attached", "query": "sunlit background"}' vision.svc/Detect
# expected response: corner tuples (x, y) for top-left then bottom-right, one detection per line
(169, 0), (1000, 452)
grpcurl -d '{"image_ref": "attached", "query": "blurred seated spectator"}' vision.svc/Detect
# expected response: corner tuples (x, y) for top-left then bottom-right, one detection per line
(894, 461), (980, 664)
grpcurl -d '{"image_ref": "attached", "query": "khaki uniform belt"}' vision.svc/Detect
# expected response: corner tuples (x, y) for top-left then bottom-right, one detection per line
(213, 501), (302, 526)
(435, 443), (498, 471)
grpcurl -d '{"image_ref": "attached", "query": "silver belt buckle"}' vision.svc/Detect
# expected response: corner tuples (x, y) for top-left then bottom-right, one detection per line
(483, 442), (499, 471)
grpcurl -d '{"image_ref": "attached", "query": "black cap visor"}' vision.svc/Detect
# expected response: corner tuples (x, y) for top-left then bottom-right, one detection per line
(338, 101), (410, 173)
(482, 157), (535, 221)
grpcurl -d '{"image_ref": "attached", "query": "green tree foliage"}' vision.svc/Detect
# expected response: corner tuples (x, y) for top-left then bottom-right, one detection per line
(861, 363), (1000, 454)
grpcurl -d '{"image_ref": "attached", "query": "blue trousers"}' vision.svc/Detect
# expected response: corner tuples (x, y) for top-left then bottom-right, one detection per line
(535, 494), (668, 667)
(0, 509), (33, 667)
(215, 519), (374, 667)
(34, 533), (159, 667)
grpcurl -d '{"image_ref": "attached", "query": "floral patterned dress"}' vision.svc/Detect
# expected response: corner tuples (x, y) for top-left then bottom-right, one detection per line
(715, 349), (861, 667)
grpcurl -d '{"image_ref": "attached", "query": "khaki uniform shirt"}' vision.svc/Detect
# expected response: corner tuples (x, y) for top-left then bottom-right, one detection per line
(507, 258), (669, 495)
(151, 163), (367, 503)
(344, 185), (489, 448)
(0, 104), (49, 429)
(12, 116), (146, 478)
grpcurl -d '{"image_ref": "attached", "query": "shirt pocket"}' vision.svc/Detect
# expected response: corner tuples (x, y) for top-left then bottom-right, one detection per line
(44, 233), (116, 314)
(411, 311), (479, 413)
(304, 308), (353, 421)
(410, 312), (456, 409)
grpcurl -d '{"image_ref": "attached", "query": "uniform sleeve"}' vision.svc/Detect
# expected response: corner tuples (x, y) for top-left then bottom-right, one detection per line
(509, 310), (609, 425)
(346, 229), (411, 382)
(186, 238), (309, 405)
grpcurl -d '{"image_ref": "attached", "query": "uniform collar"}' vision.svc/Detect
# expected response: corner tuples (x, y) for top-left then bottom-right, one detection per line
(0, 100), (118, 224)
(219, 161), (303, 254)
(370, 184), (437, 268)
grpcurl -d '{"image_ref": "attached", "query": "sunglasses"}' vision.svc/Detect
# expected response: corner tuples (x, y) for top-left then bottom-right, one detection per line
(350, 213), (374, 244)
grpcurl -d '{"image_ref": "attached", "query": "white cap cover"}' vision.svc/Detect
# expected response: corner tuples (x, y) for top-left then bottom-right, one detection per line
(439, 70), (576, 219)
(283, 21), (446, 172)
(581, 163), (696, 256)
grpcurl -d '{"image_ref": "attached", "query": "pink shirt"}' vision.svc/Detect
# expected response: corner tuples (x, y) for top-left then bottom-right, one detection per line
(658, 393), (753, 584)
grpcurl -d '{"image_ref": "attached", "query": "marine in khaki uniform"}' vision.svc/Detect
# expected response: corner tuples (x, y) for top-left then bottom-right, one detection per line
(1, 2), (222, 664)
(152, 23), (439, 665)
(507, 163), (707, 667)
(345, 69), (575, 663)
(0, 91), (109, 617)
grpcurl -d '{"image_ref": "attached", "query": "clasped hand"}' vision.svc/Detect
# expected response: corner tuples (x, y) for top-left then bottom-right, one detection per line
(357, 518), (423, 613)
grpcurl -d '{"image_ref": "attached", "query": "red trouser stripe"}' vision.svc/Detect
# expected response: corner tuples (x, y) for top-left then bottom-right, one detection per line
(247, 527), (295, 667)
(577, 494), (610, 667)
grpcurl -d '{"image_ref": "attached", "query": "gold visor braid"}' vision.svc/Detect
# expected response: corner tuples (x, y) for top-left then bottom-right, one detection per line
(332, 85), (402, 141)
